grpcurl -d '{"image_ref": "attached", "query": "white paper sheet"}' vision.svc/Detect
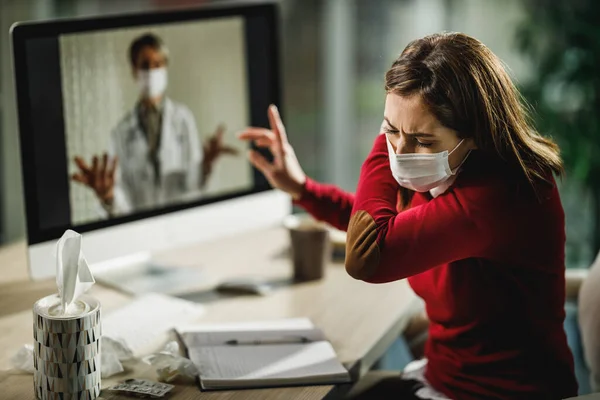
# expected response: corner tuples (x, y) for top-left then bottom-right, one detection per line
(102, 293), (205, 356)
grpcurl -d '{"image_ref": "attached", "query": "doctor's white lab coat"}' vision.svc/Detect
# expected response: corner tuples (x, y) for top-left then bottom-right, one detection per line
(101, 98), (203, 217)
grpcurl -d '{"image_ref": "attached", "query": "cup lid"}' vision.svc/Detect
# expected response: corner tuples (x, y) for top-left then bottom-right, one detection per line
(283, 214), (328, 231)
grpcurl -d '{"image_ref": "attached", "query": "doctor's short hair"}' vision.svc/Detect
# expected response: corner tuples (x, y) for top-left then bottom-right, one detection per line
(128, 33), (170, 67)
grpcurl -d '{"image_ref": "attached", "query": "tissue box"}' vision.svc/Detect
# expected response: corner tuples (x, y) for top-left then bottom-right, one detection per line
(33, 294), (101, 400)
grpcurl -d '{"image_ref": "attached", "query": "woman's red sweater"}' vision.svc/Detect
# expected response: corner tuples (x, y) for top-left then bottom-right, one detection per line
(294, 133), (578, 399)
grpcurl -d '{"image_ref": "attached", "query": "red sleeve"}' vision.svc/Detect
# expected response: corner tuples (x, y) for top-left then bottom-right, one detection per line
(345, 134), (491, 283)
(293, 177), (355, 231)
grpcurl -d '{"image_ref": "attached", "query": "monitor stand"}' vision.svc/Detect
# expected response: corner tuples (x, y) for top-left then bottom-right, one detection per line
(91, 251), (216, 296)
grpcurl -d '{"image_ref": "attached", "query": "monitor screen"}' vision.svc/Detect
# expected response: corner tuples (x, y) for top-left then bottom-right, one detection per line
(12, 3), (280, 245)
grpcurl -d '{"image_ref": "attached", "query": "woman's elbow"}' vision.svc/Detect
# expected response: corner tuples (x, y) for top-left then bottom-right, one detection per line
(345, 210), (381, 281)
(345, 257), (377, 280)
(345, 254), (410, 283)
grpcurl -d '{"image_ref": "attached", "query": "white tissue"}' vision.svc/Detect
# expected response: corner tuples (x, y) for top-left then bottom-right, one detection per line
(143, 341), (198, 382)
(9, 344), (35, 374)
(101, 351), (124, 378)
(103, 336), (134, 361)
(101, 336), (135, 378)
(55, 230), (94, 315)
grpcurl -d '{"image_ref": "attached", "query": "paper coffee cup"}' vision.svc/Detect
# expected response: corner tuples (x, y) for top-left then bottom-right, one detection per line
(283, 214), (331, 282)
(33, 294), (101, 400)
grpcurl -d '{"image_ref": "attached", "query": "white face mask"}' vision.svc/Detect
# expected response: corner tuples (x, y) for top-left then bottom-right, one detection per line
(137, 67), (168, 98)
(386, 135), (466, 192)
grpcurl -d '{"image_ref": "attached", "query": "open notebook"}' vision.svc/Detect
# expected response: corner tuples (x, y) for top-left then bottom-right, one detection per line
(176, 318), (351, 390)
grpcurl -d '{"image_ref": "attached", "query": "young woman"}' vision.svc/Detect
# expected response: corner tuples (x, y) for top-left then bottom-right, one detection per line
(238, 32), (578, 400)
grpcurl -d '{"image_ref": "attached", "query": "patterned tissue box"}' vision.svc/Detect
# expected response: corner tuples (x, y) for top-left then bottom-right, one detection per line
(33, 294), (101, 400)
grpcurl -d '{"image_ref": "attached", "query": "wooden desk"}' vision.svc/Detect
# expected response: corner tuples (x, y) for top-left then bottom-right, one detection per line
(0, 226), (419, 399)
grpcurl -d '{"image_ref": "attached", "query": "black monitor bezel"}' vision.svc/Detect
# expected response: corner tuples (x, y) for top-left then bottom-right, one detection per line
(11, 2), (282, 245)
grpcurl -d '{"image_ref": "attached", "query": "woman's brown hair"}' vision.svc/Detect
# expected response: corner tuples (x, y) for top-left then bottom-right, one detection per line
(385, 32), (563, 207)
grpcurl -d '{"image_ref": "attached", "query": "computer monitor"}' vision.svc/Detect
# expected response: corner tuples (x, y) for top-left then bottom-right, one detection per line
(11, 2), (291, 291)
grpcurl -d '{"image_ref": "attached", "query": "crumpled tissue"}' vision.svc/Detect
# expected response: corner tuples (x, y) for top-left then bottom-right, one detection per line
(101, 336), (134, 377)
(143, 341), (199, 382)
(9, 344), (35, 373)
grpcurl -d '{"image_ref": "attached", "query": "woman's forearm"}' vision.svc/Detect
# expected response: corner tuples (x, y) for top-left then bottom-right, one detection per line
(293, 177), (355, 231)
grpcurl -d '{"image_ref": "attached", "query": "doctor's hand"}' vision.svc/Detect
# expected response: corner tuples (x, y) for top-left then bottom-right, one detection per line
(201, 124), (240, 184)
(237, 104), (307, 199)
(71, 154), (118, 205)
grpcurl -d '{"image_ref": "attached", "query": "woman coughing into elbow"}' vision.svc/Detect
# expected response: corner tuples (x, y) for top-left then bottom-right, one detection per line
(238, 32), (577, 400)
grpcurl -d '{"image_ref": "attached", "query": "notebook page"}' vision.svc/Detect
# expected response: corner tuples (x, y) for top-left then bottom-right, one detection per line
(176, 317), (314, 333)
(180, 328), (326, 347)
(103, 293), (205, 356)
(189, 342), (350, 388)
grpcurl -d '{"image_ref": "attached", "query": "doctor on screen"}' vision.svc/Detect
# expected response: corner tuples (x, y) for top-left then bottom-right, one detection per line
(71, 33), (237, 217)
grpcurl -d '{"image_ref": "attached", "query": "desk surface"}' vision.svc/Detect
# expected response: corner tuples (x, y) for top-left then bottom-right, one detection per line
(0, 226), (418, 399)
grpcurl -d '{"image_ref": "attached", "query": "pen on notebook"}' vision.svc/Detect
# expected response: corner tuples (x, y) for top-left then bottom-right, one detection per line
(225, 336), (311, 346)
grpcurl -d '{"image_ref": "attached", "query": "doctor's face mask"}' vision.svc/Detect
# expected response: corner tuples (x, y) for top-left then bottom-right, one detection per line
(133, 45), (168, 99)
(137, 68), (168, 99)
